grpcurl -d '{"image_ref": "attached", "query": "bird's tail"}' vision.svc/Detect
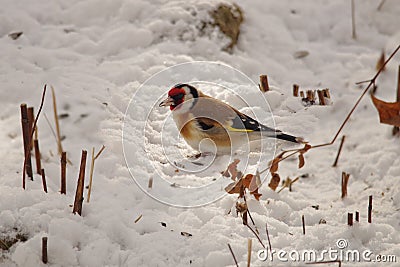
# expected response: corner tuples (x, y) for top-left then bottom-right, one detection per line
(276, 133), (304, 143)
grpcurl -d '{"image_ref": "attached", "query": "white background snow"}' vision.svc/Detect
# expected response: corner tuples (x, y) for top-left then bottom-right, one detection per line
(1, 0), (400, 266)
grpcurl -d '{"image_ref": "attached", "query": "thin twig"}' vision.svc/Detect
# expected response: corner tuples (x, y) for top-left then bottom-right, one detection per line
(227, 243), (239, 267)
(332, 136), (346, 167)
(259, 45), (400, 175)
(22, 85), (47, 188)
(245, 223), (265, 249)
(43, 113), (58, 142)
(87, 145), (105, 203)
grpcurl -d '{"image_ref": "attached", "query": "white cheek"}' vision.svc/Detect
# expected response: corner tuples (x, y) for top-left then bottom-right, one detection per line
(172, 101), (191, 114)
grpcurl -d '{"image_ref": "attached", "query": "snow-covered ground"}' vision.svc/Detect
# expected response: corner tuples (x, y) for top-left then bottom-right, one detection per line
(1, 0), (400, 266)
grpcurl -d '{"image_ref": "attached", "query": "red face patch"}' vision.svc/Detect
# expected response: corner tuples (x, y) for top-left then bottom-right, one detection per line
(168, 87), (185, 97)
(168, 87), (186, 110)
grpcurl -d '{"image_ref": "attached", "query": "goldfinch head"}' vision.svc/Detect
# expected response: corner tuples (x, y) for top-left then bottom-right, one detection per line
(159, 83), (199, 113)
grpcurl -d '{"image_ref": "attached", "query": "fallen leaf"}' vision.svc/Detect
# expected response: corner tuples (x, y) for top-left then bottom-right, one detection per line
(371, 93), (400, 127)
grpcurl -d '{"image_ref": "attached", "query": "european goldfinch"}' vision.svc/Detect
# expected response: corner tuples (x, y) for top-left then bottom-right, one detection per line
(159, 83), (302, 154)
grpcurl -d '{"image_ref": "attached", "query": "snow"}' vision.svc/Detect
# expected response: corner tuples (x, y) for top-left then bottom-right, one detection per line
(1, 0), (400, 266)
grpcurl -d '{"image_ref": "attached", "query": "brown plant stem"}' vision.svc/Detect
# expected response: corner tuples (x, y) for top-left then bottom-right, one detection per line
(61, 152), (67, 194)
(259, 75), (270, 92)
(41, 169), (47, 193)
(27, 107), (34, 150)
(73, 150), (87, 215)
(368, 195), (373, 223)
(293, 84), (299, 97)
(22, 85), (47, 188)
(259, 45), (400, 175)
(42, 237), (48, 264)
(247, 238), (252, 267)
(51, 86), (63, 156)
(265, 222), (273, 261)
(393, 65), (400, 135)
(21, 104), (33, 183)
(332, 135), (346, 167)
(341, 172), (350, 198)
(34, 139), (42, 174)
(87, 145), (105, 203)
(348, 213), (353, 226)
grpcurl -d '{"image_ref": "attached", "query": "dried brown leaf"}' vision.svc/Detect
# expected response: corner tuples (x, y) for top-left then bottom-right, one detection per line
(242, 174), (253, 189)
(371, 93), (400, 127)
(236, 201), (248, 213)
(269, 152), (284, 173)
(298, 154), (305, 169)
(223, 159), (240, 179)
(268, 173), (280, 191)
(225, 179), (242, 194)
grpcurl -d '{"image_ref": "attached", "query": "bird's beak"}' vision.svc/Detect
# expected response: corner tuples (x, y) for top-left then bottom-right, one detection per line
(159, 97), (174, 107)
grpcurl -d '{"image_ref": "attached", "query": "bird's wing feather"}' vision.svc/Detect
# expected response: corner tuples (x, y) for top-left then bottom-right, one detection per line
(190, 94), (279, 134)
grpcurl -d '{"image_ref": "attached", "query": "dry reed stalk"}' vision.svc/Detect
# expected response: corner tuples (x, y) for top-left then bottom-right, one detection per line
(73, 150), (87, 215)
(259, 75), (270, 92)
(34, 139), (42, 174)
(87, 145), (105, 203)
(41, 169), (47, 193)
(61, 152), (67, 194)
